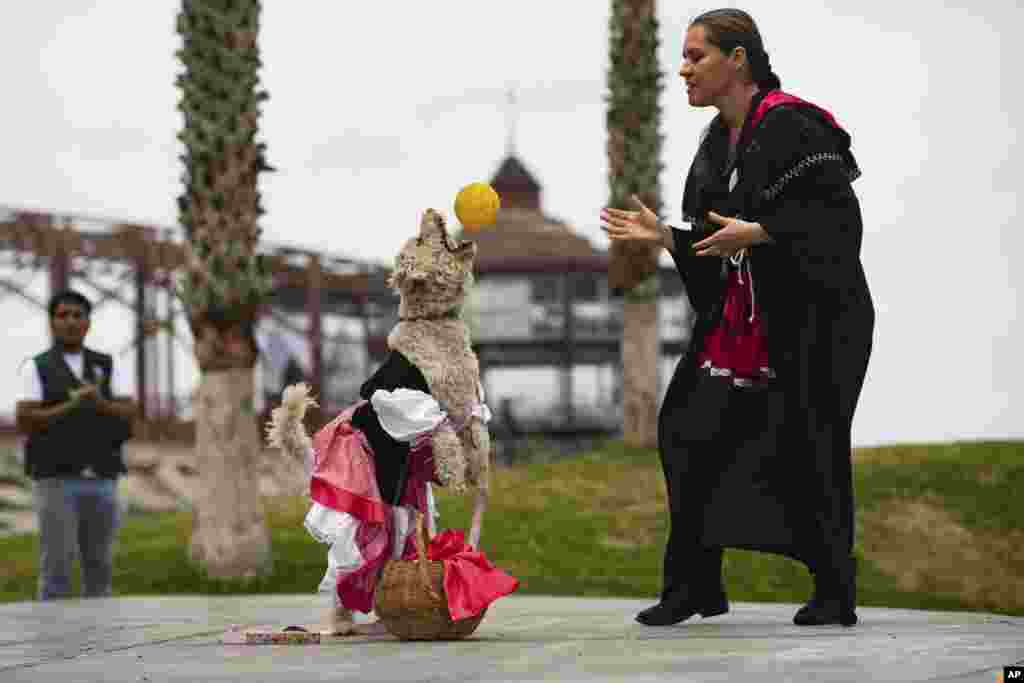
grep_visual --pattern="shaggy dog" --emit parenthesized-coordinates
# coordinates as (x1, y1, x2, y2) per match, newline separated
(267, 208, 490, 635)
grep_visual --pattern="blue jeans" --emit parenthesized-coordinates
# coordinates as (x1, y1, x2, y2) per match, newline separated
(33, 477, 120, 600)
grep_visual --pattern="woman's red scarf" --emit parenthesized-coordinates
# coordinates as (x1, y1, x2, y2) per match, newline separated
(745, 90, 844, 140)
(692, 91, 850, 386)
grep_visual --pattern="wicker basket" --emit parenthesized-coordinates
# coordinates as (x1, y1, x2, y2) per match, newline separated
(373, 513, 487, 640)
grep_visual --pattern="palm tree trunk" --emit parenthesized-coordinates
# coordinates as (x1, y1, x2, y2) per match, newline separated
(190, 366, 270, 576)
(607, 0, 663, 448)
(622, 297, 659, 448)
(177, 0, 273, 577)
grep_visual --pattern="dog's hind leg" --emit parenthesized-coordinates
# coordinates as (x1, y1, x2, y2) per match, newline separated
(317, 556, 356, 635)
(325, 604, 356, 636)
(466, 419, 490, 549)
(468, 486, 488, 549)
(426, 484, 438, 537)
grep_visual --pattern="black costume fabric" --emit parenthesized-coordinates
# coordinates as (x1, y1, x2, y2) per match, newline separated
(350, 351, 430, 506)
(660, 89, 875, 598)
(24, 347, 130, 479)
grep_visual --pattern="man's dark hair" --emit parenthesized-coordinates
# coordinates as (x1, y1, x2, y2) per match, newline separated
(48, 289, 93, 319)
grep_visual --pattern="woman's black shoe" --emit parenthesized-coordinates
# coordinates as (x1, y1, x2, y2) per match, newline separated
(793, 571, 823, 623)
(792, 599, 857, 626)
(793, 557, 857, 626)
(635, 593, 729, 626)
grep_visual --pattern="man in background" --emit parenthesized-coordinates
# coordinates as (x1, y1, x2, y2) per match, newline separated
(15, 290, 137, 600)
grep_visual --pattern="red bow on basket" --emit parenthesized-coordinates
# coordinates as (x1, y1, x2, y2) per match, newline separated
(402, 520, 520, 621)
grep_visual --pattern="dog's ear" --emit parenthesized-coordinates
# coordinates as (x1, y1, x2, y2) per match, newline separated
(419, 209, 445, 239)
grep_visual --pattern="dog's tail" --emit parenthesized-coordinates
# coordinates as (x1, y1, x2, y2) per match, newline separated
(265, 382, 318, 471)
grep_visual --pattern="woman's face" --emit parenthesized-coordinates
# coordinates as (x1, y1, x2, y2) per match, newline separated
(679, 24, 739, 108)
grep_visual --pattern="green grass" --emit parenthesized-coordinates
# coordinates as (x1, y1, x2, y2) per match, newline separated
(0, 440, 1021, 617)
(0, 445, 28, 488)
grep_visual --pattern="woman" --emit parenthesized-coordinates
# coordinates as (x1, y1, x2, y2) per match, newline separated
(601, 8, 874, 627)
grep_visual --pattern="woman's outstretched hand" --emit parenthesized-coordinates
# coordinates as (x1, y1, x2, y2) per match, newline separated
(692, 211, 773, 257)
(600, 195, 671, 249)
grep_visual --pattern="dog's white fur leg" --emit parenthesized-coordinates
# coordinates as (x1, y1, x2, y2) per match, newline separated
(316, 551, 357, 635)
(391, 507, 411, 559)
(426, 484, 438, 537)
(468, 486, 488, 549)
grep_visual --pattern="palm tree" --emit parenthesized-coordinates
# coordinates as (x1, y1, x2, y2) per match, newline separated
(176, 0, 274, 577)
(607, 0, 663, 448)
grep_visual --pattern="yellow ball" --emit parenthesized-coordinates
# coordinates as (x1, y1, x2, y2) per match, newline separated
(454, 182, 501, 231)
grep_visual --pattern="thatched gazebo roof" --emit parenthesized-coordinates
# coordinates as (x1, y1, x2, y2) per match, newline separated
(469, 156, 608, 274)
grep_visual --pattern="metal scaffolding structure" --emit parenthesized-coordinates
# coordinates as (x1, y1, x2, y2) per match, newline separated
(0, 206, 396, 441)
(0, 201, 693, 445)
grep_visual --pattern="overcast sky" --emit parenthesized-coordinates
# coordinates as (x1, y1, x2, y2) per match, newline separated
(0, 1, 1020, 447)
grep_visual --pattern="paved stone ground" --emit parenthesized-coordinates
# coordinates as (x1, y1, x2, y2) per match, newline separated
(0, 594, 1020, 682)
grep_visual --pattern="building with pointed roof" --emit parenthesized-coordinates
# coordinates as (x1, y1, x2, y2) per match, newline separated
(470, 154, 608, 273)
(489, 156, 542, 210)
(467, 153, 690, 439)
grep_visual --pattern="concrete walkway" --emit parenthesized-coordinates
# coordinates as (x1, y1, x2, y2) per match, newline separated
(0, 595, 1020, 682)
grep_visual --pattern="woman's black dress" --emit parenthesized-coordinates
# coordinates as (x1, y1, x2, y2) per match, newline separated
(658, 89, 875, 600)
